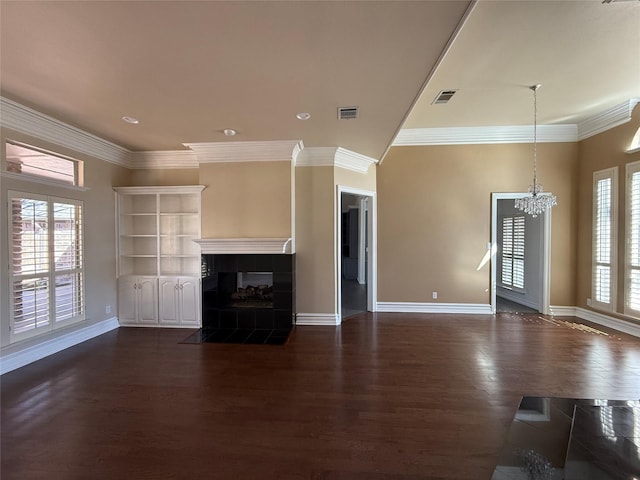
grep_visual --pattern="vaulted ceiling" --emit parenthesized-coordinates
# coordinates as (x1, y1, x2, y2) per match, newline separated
(1, 1, 638, 161)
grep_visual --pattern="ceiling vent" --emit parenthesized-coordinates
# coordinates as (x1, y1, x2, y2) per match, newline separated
(433, 90, 457, 104)
(338, 106, 359, 120)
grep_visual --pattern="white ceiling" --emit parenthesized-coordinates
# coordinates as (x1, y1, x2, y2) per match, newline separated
(403, 0, 640, 129)
(1, 1, 639, 161)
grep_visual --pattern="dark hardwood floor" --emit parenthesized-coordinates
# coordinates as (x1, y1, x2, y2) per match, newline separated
(2, 312, 639, 479)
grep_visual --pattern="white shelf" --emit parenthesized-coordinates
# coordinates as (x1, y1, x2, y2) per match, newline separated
(116, 186, 203, 278)
(159, 212, 198, 216)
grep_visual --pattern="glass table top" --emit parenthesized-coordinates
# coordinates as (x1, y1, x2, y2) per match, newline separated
(492, 397, 640, 480)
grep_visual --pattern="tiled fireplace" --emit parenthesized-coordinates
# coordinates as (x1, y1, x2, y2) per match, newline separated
(201, 253, 295, 333)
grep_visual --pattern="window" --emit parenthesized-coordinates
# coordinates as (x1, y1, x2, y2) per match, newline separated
(8, 191, 84, 342)
(592, 168, 618, 311)
(501, 215, 525, 290)
(4, 141, 83, 187)
(628, 127, 640, 154)
(626, 161, 640, 315)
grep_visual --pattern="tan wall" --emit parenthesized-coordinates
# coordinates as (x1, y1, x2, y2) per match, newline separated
(129, 168, 199, 186)
(199, 161, 292, 238)
(378, 143, 578, 305)
(334, 164, 377, 192)
(295, 166, 336, 313)
(576, 106, 640, 314)
(0, 127, 130, 351)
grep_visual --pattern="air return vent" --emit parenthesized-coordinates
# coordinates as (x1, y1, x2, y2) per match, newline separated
(338, 106, 359, 120)
(433, 90, 457, 104)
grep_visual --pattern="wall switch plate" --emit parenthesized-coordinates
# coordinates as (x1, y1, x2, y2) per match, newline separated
(106, 305, 112, 314)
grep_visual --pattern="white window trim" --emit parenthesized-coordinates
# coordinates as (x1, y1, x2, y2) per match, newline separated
(8, 190, 86, 343)
(625, 160, 640, 317)
(0, 171, 90, 192)
(592, 167, 618, 312)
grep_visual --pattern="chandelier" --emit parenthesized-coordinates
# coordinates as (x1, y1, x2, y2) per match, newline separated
(514, 84, 557, 217)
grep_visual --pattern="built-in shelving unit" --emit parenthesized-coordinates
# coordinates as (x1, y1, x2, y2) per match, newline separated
(114, 186, 205, 327)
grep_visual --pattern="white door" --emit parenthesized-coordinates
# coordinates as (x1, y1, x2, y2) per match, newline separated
(118, 277, 137, 323)
(179, 277, 200, 325)
(137, 277, 158, 324)
(158, 277, 179, 325)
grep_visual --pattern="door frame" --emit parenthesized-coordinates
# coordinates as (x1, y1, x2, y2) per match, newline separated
(336, 185, 377, 322)
(491, 192, 552, 314)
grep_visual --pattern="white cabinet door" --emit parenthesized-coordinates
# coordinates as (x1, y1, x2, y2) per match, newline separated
(159, 277, 179, 325)
(118, 277, 138, 323)
(137, 277, 158, 324)
(178, 277, 200, 325)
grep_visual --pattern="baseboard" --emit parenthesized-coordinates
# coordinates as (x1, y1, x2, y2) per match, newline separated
(376, 302, 493, 314)
(550, 305, 640, 338)
(0, 317, 119, 375)
(295, 313, 340, 326)
(575, 307, 640, 338)
(119, 323, 201, 329)
(549, 305, 577, 317)
(497, 290, 540, 311)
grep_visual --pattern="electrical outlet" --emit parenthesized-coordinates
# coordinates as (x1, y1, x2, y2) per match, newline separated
(586, 298, 592, 307)
(432, 291, 438, 300)
(105, 305, 112, 314)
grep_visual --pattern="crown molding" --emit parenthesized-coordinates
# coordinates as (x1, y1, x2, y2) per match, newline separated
(195, 238, 293, 254)
(183, 140, 303, 164)
(129, 150, 198, 169)
(334, 147, 378, 173)
(296, 147, 338, 167)
(578, 99, 640, 141)
(296, 146, 378, 173)
(114, 185, 205, 195)
(392, 124, 578, 146)
(0, 97, 130, 167)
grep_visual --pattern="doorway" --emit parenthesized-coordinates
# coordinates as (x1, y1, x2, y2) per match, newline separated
(491, 193, 551, 315)
(337, 186, 376, 322)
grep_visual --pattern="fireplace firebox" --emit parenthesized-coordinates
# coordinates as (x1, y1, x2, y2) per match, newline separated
(201, 254, 295, 331)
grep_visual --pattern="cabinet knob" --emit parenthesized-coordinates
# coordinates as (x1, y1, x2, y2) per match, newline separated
(175, 284, 179, 290)
(134, 283, 137, 290)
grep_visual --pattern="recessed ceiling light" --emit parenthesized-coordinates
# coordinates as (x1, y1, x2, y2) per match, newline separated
(122, 116, 139, 124)
(296, 112, 311, 121)
(223, 129, 237, 136)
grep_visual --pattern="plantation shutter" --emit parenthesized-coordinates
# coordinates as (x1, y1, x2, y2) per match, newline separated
(502, 217, 513, 286)
(594, 177, 612, 305)
(52, 201, 84, 322)
(501, 215, 525, 290)
(628, 167, 640, 313)
(10, 195, 51, 335)
(8, 192, 84, 341)
(512, 216, 525, 289)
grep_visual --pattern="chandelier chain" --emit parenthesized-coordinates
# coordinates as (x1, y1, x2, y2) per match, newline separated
(532, 85, 538, 192)
(514, 84, 557, 217)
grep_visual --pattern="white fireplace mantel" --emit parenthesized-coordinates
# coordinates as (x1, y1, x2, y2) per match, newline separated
(195, 238, 293, 254)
